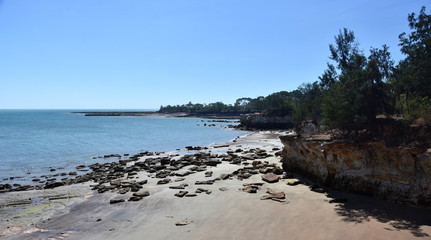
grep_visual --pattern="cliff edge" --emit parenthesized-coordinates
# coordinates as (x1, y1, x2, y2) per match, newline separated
(280, 119, 431, 207)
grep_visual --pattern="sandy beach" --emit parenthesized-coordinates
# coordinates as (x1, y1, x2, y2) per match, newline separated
(1, 131, 431, 240)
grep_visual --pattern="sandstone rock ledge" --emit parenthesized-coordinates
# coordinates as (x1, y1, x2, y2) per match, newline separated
(280, 135, 431, 206)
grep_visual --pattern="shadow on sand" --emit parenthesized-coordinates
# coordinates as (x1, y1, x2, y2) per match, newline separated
(330, 191, 431, 238)
(285, 172, 431, 238)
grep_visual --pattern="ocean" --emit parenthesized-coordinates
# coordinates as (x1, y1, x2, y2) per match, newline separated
(0, 110, 245, 185)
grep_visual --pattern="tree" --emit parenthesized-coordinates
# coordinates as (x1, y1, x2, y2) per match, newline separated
(394, 6, 431, 120)
(364, 45, 395, 120)
(321, 29, 368, 131)
(320, 28, 395, 132)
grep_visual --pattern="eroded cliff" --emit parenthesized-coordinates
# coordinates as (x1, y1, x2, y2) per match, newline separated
(280, 135, 431, 206)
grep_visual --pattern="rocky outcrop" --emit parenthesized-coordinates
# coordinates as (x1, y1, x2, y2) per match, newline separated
(280, 135, 431, 206)
(240, 113, 293, 129)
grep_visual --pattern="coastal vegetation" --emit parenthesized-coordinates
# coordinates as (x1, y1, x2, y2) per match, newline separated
(159, 6, 431, 132)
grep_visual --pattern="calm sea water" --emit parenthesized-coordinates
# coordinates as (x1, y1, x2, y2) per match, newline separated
(0, 110, 244, 184)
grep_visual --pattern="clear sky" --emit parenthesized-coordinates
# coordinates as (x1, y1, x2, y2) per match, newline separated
(0, 0, 429, 109)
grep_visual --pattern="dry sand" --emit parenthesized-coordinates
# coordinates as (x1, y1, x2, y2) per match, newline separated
(1, 131, 431, 240)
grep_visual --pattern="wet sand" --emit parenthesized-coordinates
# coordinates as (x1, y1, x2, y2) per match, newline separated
(1, 131, 431, 240)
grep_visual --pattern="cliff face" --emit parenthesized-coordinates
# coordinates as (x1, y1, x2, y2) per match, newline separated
(280, 135, 431, 206)
(239, 114, 293, 129)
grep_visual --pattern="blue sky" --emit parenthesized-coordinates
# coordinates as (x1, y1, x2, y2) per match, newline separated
(0, 0, 429, 109)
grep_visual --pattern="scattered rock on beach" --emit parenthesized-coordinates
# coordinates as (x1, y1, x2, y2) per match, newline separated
(169, 184, 188, 189)
(44, 181, 65, 189)
(175, 191, 188, 198)
(261, 189, 286, 202)
(175, 219, 193, 226)
(110, 198, 125, 204)
(195, 180, 214, 185)
(261, 173, 280, 183)
(133, 190, 150, 198)
(286, 179, 302, 186)
(242, 185, 258, 193)
(220, 174, 230, 180)
(128, 196, 143, 201)
(242, 183, 262, 193)
(195, 188, 212, 194)
(157, 178, 171, 185)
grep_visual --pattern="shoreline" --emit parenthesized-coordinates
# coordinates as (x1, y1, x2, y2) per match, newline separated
(2, 131, 431, 239)
(72, 111, 243, 119)
(0, 117, 245, 189)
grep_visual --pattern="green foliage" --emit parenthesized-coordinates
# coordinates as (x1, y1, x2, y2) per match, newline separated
(159, 91, 297, 116)
(397, 94, 431, 122)
(319, 28, 395, 131)
(292, 82, 322, 124)
(394, 6, 431, 119)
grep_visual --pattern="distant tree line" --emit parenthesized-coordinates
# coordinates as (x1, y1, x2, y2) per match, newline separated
(159, 91, 297, 116)
(160, 6, 431, 132)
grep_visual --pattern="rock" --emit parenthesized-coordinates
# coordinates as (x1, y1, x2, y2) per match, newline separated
(206, 160, 222, 166)
(44, 181, 65, 189)
(219, 187, 228, 191)
(310, 185, 326, 193)
(220, 174, 230, 180)
(138, 180, 148, 185)
(195, 166, 207, 172)
(195, 180, 214, 185)
(205, 171, 213, 177)
(195, 188, 212, 194)
(242, 185, 258, 193)
(286, 179, 302, 186)
(118, 188, 128, 194)
(157, 178, 171, 185)
(120, 180, 133, 187)
(133, 190, 150, 198)
(185, 146, 202, 151)
(175, 171, 191, 177)
(272, 167, 284, 175)
(128, 196, 143, 201)
(175, 219, 193, 226)
(76, 165, 86, 169)
(260, 188, 286, 202)
(174, 191, 188, 198)
(169, 184, 188, 190)
(261, 173, 280, 183)
(266, 189, 285, 199)
(110, 198, 125, 204)
(156, 171, 170, 178)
